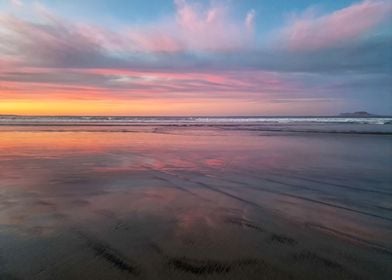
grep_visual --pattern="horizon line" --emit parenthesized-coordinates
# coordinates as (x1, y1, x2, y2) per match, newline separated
(0, 113, 389, 118)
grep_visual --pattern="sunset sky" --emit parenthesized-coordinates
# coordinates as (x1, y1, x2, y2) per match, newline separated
(0, 0, 391, 116)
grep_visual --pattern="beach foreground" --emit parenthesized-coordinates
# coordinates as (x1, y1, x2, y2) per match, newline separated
(0, 124, 391, 279)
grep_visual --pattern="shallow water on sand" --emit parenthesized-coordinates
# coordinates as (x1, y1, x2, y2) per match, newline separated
(0, 126, 391, 279)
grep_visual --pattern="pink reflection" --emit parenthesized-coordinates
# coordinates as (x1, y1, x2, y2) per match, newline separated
(0, 127, 391, 253)
(204, 158, 225, 168)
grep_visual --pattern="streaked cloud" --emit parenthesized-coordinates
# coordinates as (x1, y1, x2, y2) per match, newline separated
(280, 0, 392, 51)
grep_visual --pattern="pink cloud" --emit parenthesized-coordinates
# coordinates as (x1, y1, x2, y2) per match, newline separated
(281, 0, 392, 51)
(0, 13, 104, 67)
(0, 65, 300, 102)
(10, 0, 23, 7)
(0, 0, 256, 61)
(125, 0, 255, 52)
(171, 0, 255, 51)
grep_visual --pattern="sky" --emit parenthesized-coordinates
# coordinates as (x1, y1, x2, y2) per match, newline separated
(0, 0, 391, 116)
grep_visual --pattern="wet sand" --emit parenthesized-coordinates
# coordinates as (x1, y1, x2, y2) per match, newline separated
(0, 125, 391, 279)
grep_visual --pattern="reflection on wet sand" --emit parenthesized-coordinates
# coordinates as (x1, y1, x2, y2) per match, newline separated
(0, 126, 391, 279)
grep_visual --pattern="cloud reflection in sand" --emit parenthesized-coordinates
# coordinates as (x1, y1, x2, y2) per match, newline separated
(0, 126, 391, 279)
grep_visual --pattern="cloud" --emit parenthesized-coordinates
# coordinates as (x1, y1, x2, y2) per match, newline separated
(2, 7, 389, 75)
(126, 0, 255, 52)
(0, 67, 303, 101)
(280, 0, 392, 51)
(1, 0, 390, 73)
(245, 9, 256, 30)
(176, 0, 255, 49)
(0, 14, 109, 68)
(0, 0, 256, 67)
(0, 0, 391, 115)
(10, 0, 23, 7)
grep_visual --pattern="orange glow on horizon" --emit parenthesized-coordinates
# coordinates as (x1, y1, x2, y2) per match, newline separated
(0, 98, 331, 116)
(0, 99, 257, 116)
(0, 99, 182, 116)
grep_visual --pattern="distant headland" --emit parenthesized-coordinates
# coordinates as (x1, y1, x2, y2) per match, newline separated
(338, 111, 378, 117)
